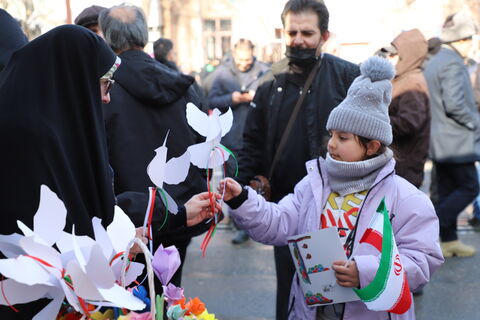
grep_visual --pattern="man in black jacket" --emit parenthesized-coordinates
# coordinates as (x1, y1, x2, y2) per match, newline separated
(99, 4, 209, 290)
(236, 1, 359, 319)
(208, 38, 269, 244)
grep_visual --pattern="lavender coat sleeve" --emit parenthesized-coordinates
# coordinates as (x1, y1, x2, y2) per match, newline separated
(228, 176, 310, 246)
(354, 188, 444, 292)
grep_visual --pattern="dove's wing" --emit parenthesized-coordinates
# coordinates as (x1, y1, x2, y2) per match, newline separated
(20, 236, 63, 278)
(33, 185, 67, 246)
(219, 107, 233, 137)
(106, 206, 136, 254)
(92, 217, 114, 260)
(56, 231, 95, 255)
(187, 135, 229, 169)
(32, 288, 66, 320)
(0, 233, 24, 258)
(0, 279, 50, 305)
(186, 102, 210, 137)
(164, 150, 191, 185)
(0, 255, 51, 286)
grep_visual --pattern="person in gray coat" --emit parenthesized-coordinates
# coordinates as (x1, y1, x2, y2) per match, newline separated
(424, 10, 480, 257)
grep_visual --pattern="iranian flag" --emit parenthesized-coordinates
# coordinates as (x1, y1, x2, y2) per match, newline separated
(353, 198, 412, 314)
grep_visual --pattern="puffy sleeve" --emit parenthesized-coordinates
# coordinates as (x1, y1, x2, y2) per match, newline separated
(228, 176, 311, 246)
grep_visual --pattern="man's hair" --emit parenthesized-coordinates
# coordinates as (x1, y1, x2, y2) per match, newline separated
(281, 0, 329, 34)
(99, 4, 148, 52)
(153, 38, 173, 62)
(234, 38, 254, 51)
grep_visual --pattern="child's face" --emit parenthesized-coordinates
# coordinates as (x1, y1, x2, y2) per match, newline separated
(327, 130, 368, 162)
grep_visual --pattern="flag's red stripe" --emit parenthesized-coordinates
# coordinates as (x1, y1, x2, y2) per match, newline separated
(359, 228, 383, 252)
(388, 273, 412, 314)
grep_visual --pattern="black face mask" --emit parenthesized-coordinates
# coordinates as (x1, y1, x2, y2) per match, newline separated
(285, 46, 318, 68)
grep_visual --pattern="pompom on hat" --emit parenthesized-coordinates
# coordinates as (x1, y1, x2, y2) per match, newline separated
(326, 56, 395, 145)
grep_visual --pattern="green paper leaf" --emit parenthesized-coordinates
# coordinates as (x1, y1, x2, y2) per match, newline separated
(156, 293, 165, 320)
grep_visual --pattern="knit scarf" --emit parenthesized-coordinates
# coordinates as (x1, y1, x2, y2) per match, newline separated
(325, 148, 393, 196)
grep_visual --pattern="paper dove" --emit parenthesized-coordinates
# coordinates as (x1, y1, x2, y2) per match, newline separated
(0, 185, 145, 319)
(186, 102, 233, 141)
(147, 132, 191, 214)
(185, 103, 234, 169)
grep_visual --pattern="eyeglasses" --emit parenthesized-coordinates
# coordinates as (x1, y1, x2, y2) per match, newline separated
(102, 78, 115, 95)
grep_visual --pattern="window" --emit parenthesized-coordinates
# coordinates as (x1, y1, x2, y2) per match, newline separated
(203, 18, 232, 61)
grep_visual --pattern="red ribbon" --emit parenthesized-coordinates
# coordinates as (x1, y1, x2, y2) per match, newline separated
(146, 187, 158, 240)
(1, 275, 19, 312)
(201, 147, 227, 256)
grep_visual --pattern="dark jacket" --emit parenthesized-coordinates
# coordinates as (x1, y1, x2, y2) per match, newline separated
(208, 58, 269, 152)
(389, 29, 430, 188)
(237, 54, 359, 201)
(104, 49, 209, 241)
(424, 46, 480, 163)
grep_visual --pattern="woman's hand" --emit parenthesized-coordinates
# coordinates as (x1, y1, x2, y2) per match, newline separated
(185, 192, 222, 226)
(332, 260, 360, 288)
(129, 227, 148, 256)
(218, 178, 242, 201)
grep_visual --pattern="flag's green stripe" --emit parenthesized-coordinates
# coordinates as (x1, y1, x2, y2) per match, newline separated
(354, 198, 393, 302)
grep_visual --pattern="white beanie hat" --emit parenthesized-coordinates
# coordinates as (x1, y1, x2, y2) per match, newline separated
(326, 56, 395, 145)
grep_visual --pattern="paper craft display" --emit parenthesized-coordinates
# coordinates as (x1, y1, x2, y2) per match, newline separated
(185, 102, 233, 169)
(287, 228, 360, 307)
(0, 185, 145, 319)
(147, 132, 191, 214)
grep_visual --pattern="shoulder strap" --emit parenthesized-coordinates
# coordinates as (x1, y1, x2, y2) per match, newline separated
(268, 58, 323, 180)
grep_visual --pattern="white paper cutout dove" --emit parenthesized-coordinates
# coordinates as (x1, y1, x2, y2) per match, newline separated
(186, 102, 233, 141)
(0, 185, 146, 319)
(186, 103, 234, 169)
(146, 132, 191, 214)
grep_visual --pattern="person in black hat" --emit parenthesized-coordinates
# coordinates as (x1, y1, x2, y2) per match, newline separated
(74, 5, 106, 37)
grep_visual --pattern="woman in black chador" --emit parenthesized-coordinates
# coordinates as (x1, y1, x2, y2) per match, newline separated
(0, 24, 120, 318)
(0, 8, 28, 72)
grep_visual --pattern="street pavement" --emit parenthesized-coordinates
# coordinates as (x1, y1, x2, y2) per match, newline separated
(182, 163, 480, 319)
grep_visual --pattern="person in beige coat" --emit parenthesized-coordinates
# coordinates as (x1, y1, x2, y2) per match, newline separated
(380, 29, 430, 189)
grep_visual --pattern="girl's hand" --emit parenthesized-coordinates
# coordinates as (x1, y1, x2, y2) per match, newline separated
(185, 192, 222, 226)
(332, 260, 360, 288)
(218, 178, 242, 201)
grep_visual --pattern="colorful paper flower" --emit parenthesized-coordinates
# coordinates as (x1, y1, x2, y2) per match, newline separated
(152, 244, 181, 285)
(126, 311, 153, 320)
(185, 297, 206, 316)
(198, 309, 217, 320)
(167, 304, 187, 320)
(163, 283, 184, 305)
(89, 309, 115, 320)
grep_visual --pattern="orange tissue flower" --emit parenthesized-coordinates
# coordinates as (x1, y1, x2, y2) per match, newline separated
(185, 297, 206, 316)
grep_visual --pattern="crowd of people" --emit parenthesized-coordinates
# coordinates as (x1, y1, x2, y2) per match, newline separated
(1, 0, 480, 319)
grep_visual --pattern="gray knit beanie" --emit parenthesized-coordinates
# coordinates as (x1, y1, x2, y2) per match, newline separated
(326, 56, 395, 145)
